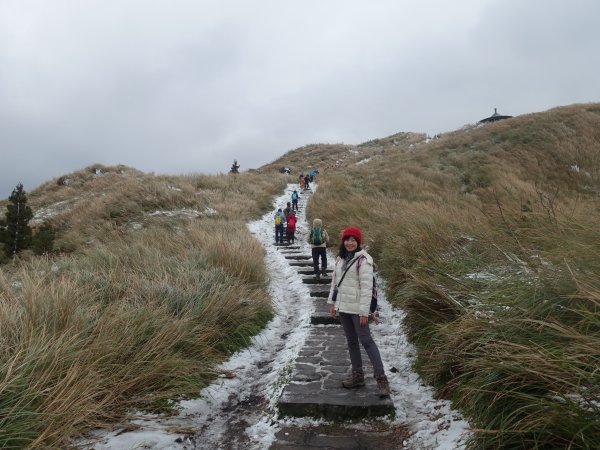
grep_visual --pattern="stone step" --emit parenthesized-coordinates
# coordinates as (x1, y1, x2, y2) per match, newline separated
(309, 286, 330, 298)
(302, 276, 332, 285)
(284, 255, 312, 261)
(311, 299, 338, 325)
(279, 250, 303, 255)
(310, 301, 376, 325)
(278, 246, 300, 251)
(272, 423, 409, 450)
(288, 261, 314, 267)
(297, 268, 332, 276)
(278, 326, 394, 420)
(274, 242, 295, 247)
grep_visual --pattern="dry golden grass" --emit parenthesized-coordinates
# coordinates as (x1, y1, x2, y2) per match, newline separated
(0, 166, 287, 448)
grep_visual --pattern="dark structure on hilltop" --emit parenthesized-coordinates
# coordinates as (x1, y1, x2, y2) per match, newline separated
(479, 108, 512, 123)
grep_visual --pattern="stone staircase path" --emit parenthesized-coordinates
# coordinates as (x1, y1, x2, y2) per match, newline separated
(274, 243, 395, 421)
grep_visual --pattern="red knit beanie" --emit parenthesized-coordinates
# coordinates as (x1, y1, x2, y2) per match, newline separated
(341, 227, 362, 247)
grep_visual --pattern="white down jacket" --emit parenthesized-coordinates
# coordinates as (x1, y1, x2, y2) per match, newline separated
(327, 249, 374, 317)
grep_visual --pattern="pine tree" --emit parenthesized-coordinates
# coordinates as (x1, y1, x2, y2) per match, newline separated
(0, 216, 6, 263)
(31, 222, 56, 255)
(3, 183, 33, 258)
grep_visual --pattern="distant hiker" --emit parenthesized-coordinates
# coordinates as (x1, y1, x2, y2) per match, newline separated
(309, 218, 329, 280)
(299, 174, 305, 190)
(284, 202, 292, 218)
(309, 168, 316, 182)
(286, 210, 297, 243)
(304, 174, 311, 190)
(230, 159, 240, 174)
(327, 227, 390, 397)
(274, 208, 286, 244)
(291, 190, 299, 211)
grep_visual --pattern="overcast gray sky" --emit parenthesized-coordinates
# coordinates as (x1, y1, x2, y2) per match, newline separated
(1, 0, 599, 197)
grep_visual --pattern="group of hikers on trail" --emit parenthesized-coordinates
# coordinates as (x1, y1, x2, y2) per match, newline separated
(298, 168, 316, 190)
(272, 172, 390, 398)
(278, 218, 391, 398)
(274, 191, 300, 244)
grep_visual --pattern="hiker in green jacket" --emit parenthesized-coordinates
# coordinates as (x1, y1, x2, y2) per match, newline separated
(308, 218, 329, 280)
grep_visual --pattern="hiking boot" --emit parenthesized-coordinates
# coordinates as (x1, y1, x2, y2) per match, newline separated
(375, 374, 390, 397)
(315, 273, 320, 281)
(342, 371, 365, 389)
(321, 267, 327, 276)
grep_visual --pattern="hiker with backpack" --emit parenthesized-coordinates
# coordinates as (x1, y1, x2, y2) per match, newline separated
(291, 190, 299, 211)
(286, 210, 297, 243)
(274, 208, 286, 244)
(284, 202, 292, 218)
(308, 218, 329, 280)
(326, 226, 390, 398)
(304, 174, 311, 190)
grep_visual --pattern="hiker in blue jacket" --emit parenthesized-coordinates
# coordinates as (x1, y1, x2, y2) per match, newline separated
(291, 190, 299, 211)
(274, 208, 286, 244)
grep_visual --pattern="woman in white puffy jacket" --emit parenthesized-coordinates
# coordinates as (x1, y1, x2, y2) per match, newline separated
(327, 226, 390, 397)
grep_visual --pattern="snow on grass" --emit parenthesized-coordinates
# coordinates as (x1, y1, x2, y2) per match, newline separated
(145, 208, 202, 218)
(30, 199, 75, 225)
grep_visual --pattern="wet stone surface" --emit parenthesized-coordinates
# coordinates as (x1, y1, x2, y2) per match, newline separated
(278, 325, 395, 420)
(271, 423, 410, 450)
(273, 248, 396, 450)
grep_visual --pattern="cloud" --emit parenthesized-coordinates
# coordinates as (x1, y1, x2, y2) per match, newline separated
(1, 0, 599, 196)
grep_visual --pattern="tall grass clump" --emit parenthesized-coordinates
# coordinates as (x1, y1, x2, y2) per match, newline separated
(0, 167, 287, 448)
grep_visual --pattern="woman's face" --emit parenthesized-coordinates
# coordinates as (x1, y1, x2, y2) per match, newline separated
(343, 236, 358, 252)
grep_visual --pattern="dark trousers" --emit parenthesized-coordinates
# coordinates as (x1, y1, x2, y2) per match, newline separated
(292, 199, 298, 210)
(311, 247, 327, 274)
(275, 224, 284, 243)
(339, 312, 385, 377)
(287, 230, 295, 243)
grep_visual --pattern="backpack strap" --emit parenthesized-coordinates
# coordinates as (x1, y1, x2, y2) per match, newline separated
(355, 256, 379, 322)
(355, 255, 366, 288)
(336, 257, 359, 288)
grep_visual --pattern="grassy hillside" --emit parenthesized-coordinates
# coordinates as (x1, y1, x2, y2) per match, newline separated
(0, 166, 287, 448)
(2, 103, 599, 449)
(268, 103, 600, 449)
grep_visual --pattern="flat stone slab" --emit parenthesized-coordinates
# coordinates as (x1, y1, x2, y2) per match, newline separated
(284, 255, 312, 261)
(297, 268, 332, 276)
(288, 261, 314, 267)
(302, 276, 331, 285)
(271, 422, 410, 450)
(278, 326, 394, 420)
(309, 285, 330, 298)
(311, 299, 338, 325)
